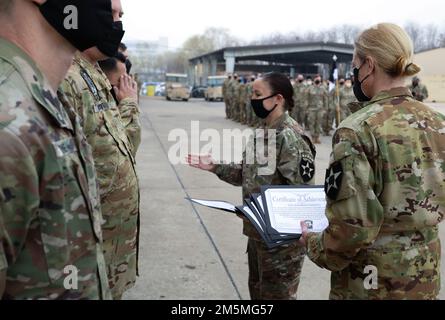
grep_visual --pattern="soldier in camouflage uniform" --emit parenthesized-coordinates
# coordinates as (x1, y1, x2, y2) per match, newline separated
(305, 75, 328, 144)
(301, 23, 445, 300)
(238, 79, 247, 125)
(409, 76, 429, 102)
(59, 48, 141, 300)
(338, 78, 356, 122)
(327, 84, 336, 132)
(227, 74, 237, 120)
(245, 75, 256, 127)
(0, 0, 112, 300)
(188, 72, 316, 300)
(223, 75, 232, 119)
(291, 74, 307, 127)
(232, 76, 241, 122)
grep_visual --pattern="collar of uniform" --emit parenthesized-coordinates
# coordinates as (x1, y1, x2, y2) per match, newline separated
(74, 52, 112, 92)
(266, 111, 289, 130)
(0, 38, 73, 131)
(365, 87, 414, 107)
(74, 51, 96, 71)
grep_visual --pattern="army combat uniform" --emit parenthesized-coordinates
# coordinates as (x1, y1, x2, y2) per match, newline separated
(213, 112, 316, 300)
(0, 39, 111, 300)
(238, 81, 247, 125)
(245, 81, 254, 127)
(59, 53, 141, 300)
(305, 85, 328, 142)
(223, 77, 230, 119)
(338, 86, 356, 123)
(305, 87, 445, 300)
(292, 82, 307, 127)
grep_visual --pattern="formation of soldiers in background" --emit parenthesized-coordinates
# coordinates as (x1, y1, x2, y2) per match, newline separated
(223, 72, 428, 144)
(222, 72, 356, 144)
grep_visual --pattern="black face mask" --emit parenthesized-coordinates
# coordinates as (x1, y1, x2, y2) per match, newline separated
(251, 94, 278, 119)
(353, 65, 371, 102)
(314, 80, 321, 85)
(39, 0, 115, 53)
(97, 21, 126, 58)
(298, 79, 304, 83)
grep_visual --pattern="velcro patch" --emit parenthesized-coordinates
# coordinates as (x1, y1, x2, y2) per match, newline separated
(324, 162, 343, 200)
(300, 157, 315, 183)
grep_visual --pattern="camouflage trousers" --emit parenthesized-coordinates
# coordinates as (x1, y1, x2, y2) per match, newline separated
(228, 100, 235, 120)
(322, 106, 334, 135)
(239, 102, 246, 124)
(245, 102, 253, 126)
(224, 97, 230, 118)
(100, 161, 140, 300)
(292, 105, 307, 129)
(233, 102, 241, 122)
(307, 108, 324, 138)
(247, 238, 306, 300)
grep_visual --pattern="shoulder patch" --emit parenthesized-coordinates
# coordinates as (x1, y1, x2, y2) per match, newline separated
(300, 157, 315, 183)
(324, 162, 343, 200)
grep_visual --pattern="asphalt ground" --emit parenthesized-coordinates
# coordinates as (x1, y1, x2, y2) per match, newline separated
(124, 96, 445, 300)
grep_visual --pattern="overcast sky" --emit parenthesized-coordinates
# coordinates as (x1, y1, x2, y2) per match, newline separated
(122, 0, 445, 49)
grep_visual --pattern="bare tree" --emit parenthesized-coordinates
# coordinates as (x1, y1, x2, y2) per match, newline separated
(203, 27, 241, 49)
(405, 22, 425, 52)
(424, 24, 439, 50)
(338, 24, 361, 44)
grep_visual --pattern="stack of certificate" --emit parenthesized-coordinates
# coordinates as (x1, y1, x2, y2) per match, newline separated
(187, 186, 329, 249)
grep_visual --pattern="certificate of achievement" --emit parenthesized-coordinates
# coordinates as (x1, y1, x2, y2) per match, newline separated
(261, 186, 328, 235)
(186, 198, 238, 213)
(185, 185, 329, 249)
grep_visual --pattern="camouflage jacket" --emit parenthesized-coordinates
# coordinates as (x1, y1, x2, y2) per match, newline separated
(0, 39, 110, 300)
(306, 87, 445, 299)
(238, 83, 247, 105)
(222, 79, 230, 98)
(293, 82, 306, 107)
(59, 54, 141, 297)
(59, 53, 139, 198)
(245, 82, 253, 104)
(214, 112, 316, 239)
(305, 85, 328, 110)
(228, 80, 239, 99)
(339, 86, 356, 110)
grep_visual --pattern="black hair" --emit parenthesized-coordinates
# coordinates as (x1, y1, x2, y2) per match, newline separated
(262, 72, 295, 112)
(98, 52, 127, 73)
(119, 43, 127, 51)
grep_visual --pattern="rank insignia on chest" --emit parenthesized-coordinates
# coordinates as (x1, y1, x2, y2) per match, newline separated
(94, 102, 110, 113)
(325, 162, 343, 200)
(300, 157, 315, 183)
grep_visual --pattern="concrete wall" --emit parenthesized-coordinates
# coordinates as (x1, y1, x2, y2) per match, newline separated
(414, 48, 445, 102)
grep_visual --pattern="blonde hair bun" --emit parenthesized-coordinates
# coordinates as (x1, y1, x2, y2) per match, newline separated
(355, 23, 421, 78)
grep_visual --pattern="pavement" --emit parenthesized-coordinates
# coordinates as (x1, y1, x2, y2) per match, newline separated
(124, 96, 445, 300)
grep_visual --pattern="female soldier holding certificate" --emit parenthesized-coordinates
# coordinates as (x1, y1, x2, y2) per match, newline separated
(300, 23, 445, 300)
(187, 72, 316, 300)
